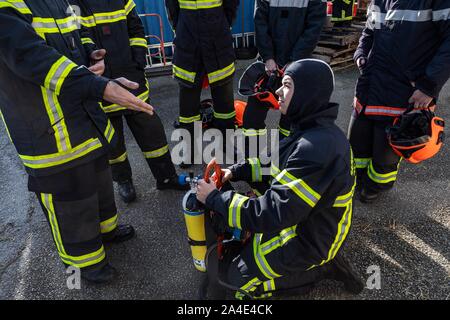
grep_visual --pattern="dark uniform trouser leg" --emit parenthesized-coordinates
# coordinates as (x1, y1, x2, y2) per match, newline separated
(124, 110, 176, 182)
(179, 84, 203, 164)
(108, 115, 132, 183)
(349, 112, 401, 193)
(36, 158, 118, 271)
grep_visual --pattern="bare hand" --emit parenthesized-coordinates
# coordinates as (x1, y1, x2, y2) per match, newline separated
(357, 57, 367, 69)
(408, 89, 433, 109)
(211, 169, 233, 184)
(88, 49, 106, 76)
(196, 179, 217, 204)
(103, 78, 154, 115)
(265, 59, 277, 75)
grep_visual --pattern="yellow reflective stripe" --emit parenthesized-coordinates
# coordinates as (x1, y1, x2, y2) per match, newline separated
(248, 158, 262, 182)
(44, 56, 77, 95)
(41, 193, 67, 256)
(109, 152, 127, 165)
(100, 214, 118, 234)
(41, 87, 72, 152)
(79, 15, 96, 27)
(124, 0, 136, 15)
(274, 169, 321, 208)
(103, 119, 115, 143)
(367, 161, 398, 184)
(253, 234, 281, 279)
(179, 114, 201, 124)
(32, 16, 79, 35)
(93, 9, 127, 24)
(270, 164, 281, 177)
(101, 89, 149, 113)
(173, 64, 196, 83)
(228, 193, 249, 230)
(243, 128, 267, 137)
(60, 246, 106, 268)
(257, 279, 275, 298)
(20, 138, 102, 169)
(0, 0, 31, 15)
(179, 0, 223, 10)
(208, 62, 235, 84)
(81, 37, 95, 45)
(213, 110, 236, 120)
(129, 37, 147, 48)
(235, 277, 261, 300)
(143, 145, 169, 159)
(278, 126, 291, 137)
(355, 157, 371, 169)
(260, 225, 298, 256)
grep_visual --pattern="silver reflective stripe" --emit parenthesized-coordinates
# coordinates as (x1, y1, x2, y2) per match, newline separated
(32, 20, 57, 29)
(80, 16, 96, 26)
(365, 107, 404, 116)
(261, 227, 297, 254)
(269, 0, 309, 8)
(180, 0, 223, 9)
(329, 202, 352, 259)
(208, 63, 235, 83)
(385, 9, 432, 22)
(369, 11, 386, 24)
(48, 59, 73, 92)
(62, 248, 105, 265)
(249, 158, 262, 182)
(104, 121, 114, 142)
(21, 139, 101, 166)
(433, 8, 450, 21)
(43, 194, 65, 254)
(254, 234, 280, 279)
(276, 170, 320, 207)
(173, 65, 196, 82)
(45, 90, 70, 152)
(94, 11, 126, 23)
(334, 192, 353, 206)
(265, 279, 275, 292)
(58, 17, 78, 30)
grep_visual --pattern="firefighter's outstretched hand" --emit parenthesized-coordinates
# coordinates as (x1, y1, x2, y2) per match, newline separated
(89, 49, 106, 76)
(409, 89, 433, 109)
(196, 179, 217, 204)
(103, 78, 154, 115)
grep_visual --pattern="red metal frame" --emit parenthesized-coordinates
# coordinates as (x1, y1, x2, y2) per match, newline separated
(138, 13, 167, 65)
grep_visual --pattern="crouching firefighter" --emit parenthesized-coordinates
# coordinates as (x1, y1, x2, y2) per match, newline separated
(165, 0, 239, 166)
(73, 0, 189, 203)
(0, 0, 154, 283)
(349, 0, 450, 203)
(196, 60, 364, 299)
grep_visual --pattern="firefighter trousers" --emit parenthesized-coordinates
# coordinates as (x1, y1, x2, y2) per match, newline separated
(348, 111, 401, 193)
(178, 80, 235, 164)
(33, 156, 118, 271)
(331, 0, 355, 23)
(108, 110, 176, 183)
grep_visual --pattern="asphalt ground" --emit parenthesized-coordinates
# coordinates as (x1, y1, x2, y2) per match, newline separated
(0, 61, 449, 300)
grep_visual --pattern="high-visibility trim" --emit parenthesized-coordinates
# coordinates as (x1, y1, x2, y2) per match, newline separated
(270, 164, 281, 177)
(367, 161, 398, 184)
(235, 277, 261, 300)
(179, 114, 201, 124)
(273, 169, 321, 208)
(260, 225, 298, 256)
(92, 9, 127, 24)
(253, 234, 282, 279)
(42, 87, 72, 152)
(81, 37, 95, 45)
(41, 193, 106, 268)
(258, 279, 276, 298)
(124, 0, 136, 15)
(269, 0, 309, 8)
(79, 15, 96, 27)
(333, 183, 356, 207)
(129, 37, 148, 48)
(364, 106, 406, 117)
(252, 188, 263, 197)
(179, 0, 223, 10)
(101, 88, 149, 113)
(109, 152, 127, 165)
(32, 16, 79, 36)
(368, 8, 450, 24)
(242, 128, 267, 137)
(0, 0, 31, 15)
(143, 145, 169, 159)
(355, 157, 371, 169)
(103, 119, 115, 143)
(173, 64, 196, 83)
(278, 126, 291, 137)
(19, 138, 102, 169)
(248, 158, 262, 182)
(45, 56, 77, 95)
(208, 62, 235, 84)
(213, 110, 236, 120)
(100, 214, 118, 234)
(433, 8, 450, 21)
(228, 193, 249, 230)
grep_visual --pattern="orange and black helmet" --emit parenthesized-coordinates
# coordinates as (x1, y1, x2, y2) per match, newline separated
(238, 61, 283, 110)
(388, 109, 445, 164)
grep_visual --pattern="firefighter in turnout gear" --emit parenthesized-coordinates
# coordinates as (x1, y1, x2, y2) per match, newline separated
(349, 0, 450, 203)
(241, 0, 327, 158)
(197, 60, 364, 299)
(165, 0, 239, 166)
(0, 0, 154, 283)
(73, 0, 188, 203)
(331, 0, 355, 27)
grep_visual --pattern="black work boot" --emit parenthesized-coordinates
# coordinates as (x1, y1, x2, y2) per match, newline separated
(103, 224, 136, 244)
(358, 187, 380, 204)
(156, 175, 190, 191)
(117, 180, 136, 203)
(81, 263, 117, 284)
(326, 252, 364, 294)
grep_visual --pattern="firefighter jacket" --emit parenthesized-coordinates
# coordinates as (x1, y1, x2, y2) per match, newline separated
(254, 0, 327, 67)
(73, 0, 149, 114)
(0, 0, 116, 177)
(165, 0, 239, 88)
(205, 60, 356, 280)
(354, 0, 450, 119)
